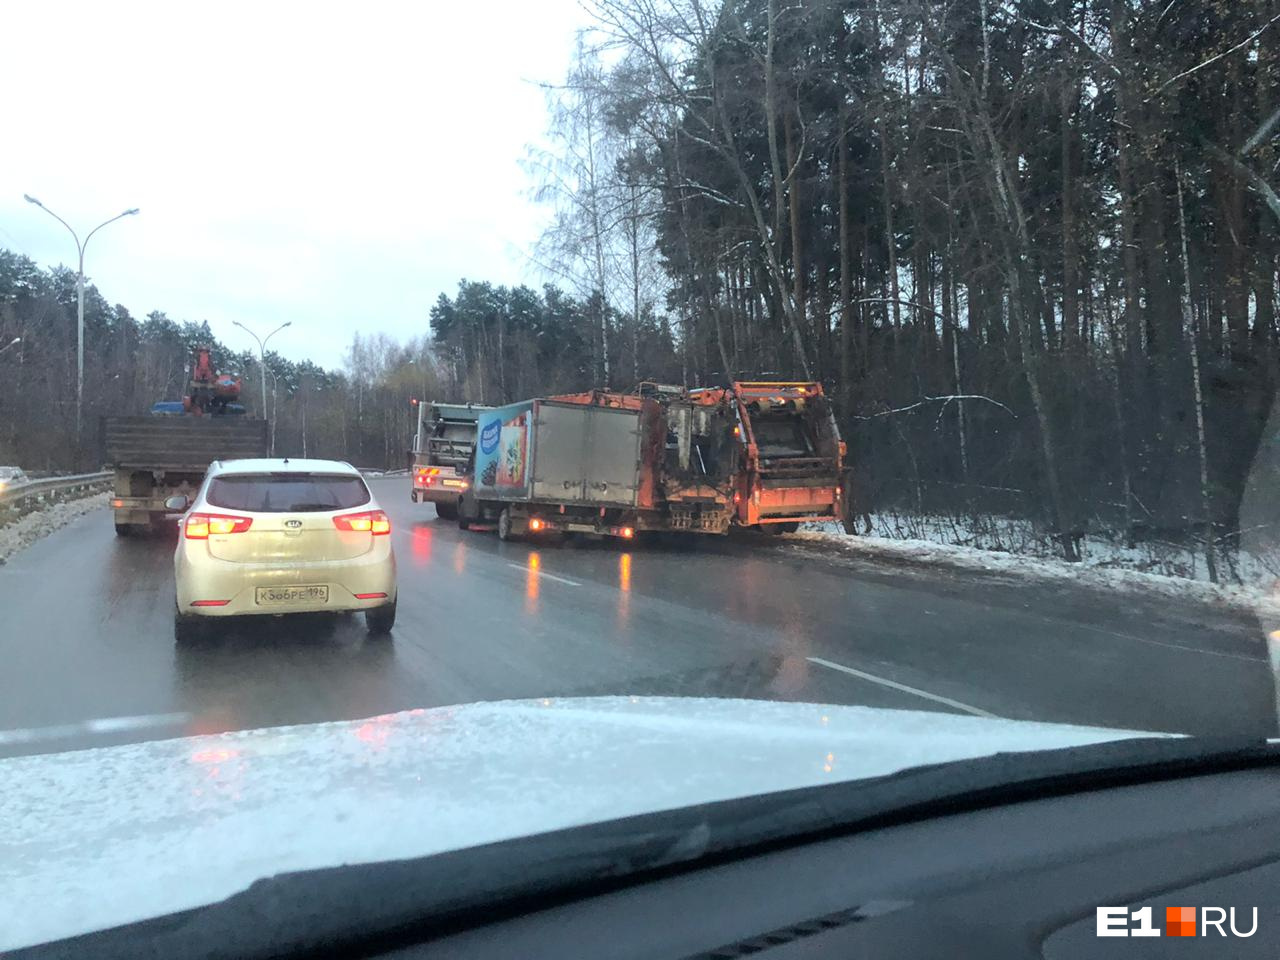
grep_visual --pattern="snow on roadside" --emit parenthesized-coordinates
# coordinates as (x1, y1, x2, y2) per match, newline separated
(791, 522, 1280, 618)
(0, 493, 109, 565)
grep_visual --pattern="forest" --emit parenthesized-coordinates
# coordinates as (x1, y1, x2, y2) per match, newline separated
(4, 0, 1279, 579)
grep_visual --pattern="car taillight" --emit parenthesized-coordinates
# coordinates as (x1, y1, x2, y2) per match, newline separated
(185, 513, 252, 539)
(333, 510, 391, 535)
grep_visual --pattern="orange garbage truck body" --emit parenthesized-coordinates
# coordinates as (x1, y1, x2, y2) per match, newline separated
(712, 381, 845, 529)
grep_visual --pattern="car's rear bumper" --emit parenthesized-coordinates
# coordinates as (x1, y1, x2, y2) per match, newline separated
(175, 546, 396, 617)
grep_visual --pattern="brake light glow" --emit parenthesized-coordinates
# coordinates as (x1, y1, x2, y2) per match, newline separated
(110, 498, 124, 508)
(530, 518, 544, 532)
(620, 526, 635, 539)
(333, 510, 391, 535)
(185, 514, 252, 539)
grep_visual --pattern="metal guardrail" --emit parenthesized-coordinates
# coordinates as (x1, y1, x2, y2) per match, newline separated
(0, 472, 112, 510)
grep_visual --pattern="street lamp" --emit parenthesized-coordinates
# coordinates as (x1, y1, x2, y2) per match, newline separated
(232, 320, 292, 444)
(23, 195, 138, 450)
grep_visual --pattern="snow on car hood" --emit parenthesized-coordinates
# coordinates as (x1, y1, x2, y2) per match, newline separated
(0, 696, 1152, 950)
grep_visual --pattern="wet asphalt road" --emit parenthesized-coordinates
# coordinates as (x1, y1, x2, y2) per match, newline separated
(0, 478, 1275, 758)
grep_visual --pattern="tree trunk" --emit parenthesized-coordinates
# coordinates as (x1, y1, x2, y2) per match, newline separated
(785, 110, 807, 374)
(838, 108, 853, 409)
(1176, 167, 1218, 583)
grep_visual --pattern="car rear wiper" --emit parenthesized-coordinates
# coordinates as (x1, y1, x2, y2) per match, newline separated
(24, 737, 1279, 960)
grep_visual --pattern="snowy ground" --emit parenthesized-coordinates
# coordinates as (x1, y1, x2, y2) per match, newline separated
(0, 493, 108, 565)
(797, 513, 1280, 616)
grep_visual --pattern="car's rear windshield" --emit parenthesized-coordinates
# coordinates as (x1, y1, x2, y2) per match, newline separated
(205, 474, 371, 512)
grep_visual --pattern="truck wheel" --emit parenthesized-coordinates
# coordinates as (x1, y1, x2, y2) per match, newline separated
(366, 599, 397, 636)
(497, 507, 517, 542)
(435, 500, 457, 521)
(115, 521, 133, 537)
(411, 490, 418, 503)
(778, 521, 800, 534)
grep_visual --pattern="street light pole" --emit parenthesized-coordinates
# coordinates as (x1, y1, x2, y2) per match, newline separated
(232, 320, 292, 448)
(23, 196, 138, 453)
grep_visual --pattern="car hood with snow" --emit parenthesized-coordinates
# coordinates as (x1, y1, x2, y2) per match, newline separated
(0, 696, 1152, 951)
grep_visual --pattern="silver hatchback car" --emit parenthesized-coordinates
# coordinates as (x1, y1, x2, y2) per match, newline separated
(171, 459, 397, 641)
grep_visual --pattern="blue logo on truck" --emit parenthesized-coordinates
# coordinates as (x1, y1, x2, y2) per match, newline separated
(479, 419, 500, 455)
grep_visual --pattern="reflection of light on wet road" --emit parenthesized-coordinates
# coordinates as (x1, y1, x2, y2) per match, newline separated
(773, 654, 811, 694)
(453, 542, 467, 575)
(824, 751, 835, 774)
(411, 525, 433, 562)
(526, 552, 541, 612)
(617, 552, 632, 628)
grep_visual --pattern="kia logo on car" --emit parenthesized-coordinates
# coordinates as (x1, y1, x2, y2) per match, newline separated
(285, 519, 303, 528)
(480, 419, 500, 455)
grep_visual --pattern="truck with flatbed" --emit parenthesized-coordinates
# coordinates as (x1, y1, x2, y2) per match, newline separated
(409, 401, 490, 520)
(101, 346, 269, 536)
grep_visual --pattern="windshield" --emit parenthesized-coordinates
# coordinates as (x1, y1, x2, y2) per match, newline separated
(205, 474, 371, 512)
(2, 0, 1279, 953)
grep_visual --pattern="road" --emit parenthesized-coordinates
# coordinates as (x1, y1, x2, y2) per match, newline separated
(1, 478, 1275, 759)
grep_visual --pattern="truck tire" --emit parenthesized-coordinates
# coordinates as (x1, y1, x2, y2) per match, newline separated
(366, 599, 397, 636)
(435, 500, 457, 521)
(114, 521, 133, 537)
(497, 507, 517, 542)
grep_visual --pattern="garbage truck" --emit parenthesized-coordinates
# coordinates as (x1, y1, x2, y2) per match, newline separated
(409, 401, 491, 520)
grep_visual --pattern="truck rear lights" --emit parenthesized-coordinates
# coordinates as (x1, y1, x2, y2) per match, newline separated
(529, 518, 544, 531)
(185, 514, 253, 539)
(333, 510, 391, 535)
(620, 526, 635, 539)
(110, 498, 125, 508)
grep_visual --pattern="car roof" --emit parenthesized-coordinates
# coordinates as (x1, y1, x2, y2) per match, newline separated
(209, 458, 361, 477)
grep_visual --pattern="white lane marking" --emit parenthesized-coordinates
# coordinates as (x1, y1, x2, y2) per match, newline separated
(0, 712, 191, 746)
(806, 657, 995, 718)
(507, 562, 582, 586)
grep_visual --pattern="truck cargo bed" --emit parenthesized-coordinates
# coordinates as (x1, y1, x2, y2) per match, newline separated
(102, 416, 269, 470)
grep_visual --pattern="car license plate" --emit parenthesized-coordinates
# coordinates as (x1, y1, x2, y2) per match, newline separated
(255, 584, 328, 606)
(443, 479, 463, 487)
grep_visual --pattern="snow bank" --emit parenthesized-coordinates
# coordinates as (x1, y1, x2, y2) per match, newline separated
(793, 520, 1280, 616)
(0, 493, 109, 565)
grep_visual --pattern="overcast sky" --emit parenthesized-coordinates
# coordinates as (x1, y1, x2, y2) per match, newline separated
(0, 0, 590, 368)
